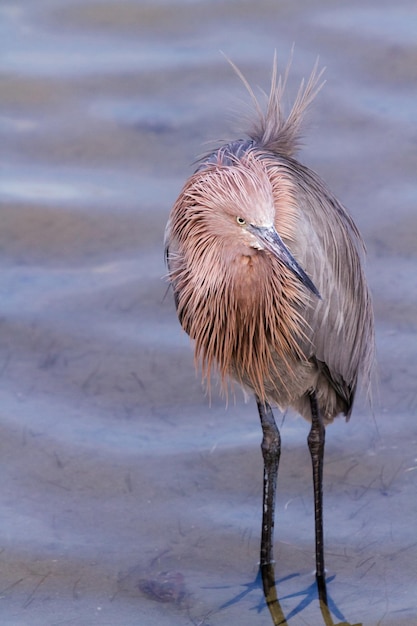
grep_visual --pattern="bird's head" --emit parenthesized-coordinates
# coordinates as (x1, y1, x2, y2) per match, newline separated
(188, 154, 320, 298)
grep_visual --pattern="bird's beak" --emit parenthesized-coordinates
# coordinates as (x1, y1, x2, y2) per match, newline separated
(247, 224, 321, 298)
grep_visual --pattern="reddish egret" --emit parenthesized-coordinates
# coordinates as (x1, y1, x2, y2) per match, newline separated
(165, 57, 374, 605)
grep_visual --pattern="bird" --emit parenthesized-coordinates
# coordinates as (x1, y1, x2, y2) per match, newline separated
(164, 55, 374, 604)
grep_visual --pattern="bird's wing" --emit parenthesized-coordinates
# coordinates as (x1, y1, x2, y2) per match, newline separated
(289, 162, 374, 416)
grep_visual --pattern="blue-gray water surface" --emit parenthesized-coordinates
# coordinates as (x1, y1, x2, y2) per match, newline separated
(1, 1, 417, 625)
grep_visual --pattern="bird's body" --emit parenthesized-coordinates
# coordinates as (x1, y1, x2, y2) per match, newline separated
(166, 100, 373, 423)
(165, 57, 374, 609)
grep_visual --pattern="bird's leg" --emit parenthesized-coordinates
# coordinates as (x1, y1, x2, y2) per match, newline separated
(256, 397, 281, 567)
(307, 390, 327, 604)
(256, 397, 286, 625)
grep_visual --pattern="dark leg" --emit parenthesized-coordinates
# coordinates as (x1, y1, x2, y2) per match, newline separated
(257, 397, 287, 625)
(256, 397, 281, 567)
(307, 390, 327, 604)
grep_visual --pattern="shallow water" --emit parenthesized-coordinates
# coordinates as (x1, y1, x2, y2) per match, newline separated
(1, 1, 417, 624)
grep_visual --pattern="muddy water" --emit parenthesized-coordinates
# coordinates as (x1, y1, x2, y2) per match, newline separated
(1, 1, 417, 625)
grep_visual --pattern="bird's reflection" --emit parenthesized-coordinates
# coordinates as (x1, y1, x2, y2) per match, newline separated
(217, 568, 298, 616)
(216, 565, 362, 626)
(261, 564, 362, 626)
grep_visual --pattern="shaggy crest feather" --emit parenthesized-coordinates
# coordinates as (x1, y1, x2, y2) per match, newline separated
(227, 51, 326, 158)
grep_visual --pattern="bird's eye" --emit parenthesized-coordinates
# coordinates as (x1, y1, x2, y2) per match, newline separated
(236, 217, 246, 225)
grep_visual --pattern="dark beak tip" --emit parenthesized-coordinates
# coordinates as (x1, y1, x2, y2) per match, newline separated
(304, 276, 321, 299)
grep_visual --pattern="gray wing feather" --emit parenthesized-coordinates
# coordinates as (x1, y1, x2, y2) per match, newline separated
(290, 162, 374, 414)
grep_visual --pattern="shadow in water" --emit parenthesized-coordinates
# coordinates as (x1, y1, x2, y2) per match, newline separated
(214, 566, 362, 625)
(260, 563, 363, 626)
(217, 570, 299, 616)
